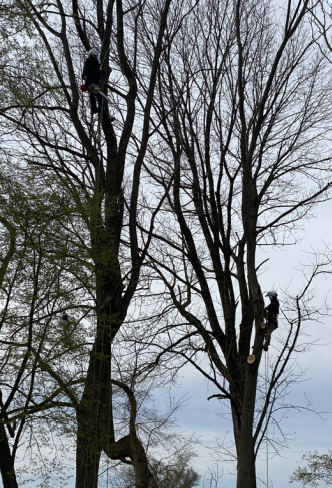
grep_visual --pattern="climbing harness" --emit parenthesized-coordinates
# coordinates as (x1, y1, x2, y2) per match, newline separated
(81, 46, 115, 141)
(264, 315, 269, 352)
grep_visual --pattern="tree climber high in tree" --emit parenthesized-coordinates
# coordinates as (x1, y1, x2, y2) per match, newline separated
(82, 47, 115, 123)
(263, 291, 280, 351)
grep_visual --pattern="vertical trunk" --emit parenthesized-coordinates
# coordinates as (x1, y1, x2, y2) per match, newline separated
(75, 364, 113, 488)
(236, 438, 256, 488)
(76, 389, 102, 488)
(75, 443, 100, 488)
(232, 359, 259, 488)
(75, 162, 122, 486)
(237, 382, 257, 488)
(0, 422, 18, 488)
(233, 398, 257, 488)
(75, 310, 113, 488)
(75, 364, 103, 488)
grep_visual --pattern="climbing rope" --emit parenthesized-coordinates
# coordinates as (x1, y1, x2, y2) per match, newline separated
(96, 46, 113, 487)
(97, 47, 110, 140)
(252, 294, 270, 487)
(107, 302, 112, 488)
(265, 346, 269, 488)
(83, 100, 113, 485)
(83, 310, 98, 488)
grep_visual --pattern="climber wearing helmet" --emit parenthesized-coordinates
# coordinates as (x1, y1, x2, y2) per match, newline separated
(263, 291, 279, 351)
(82, 48, 113, 122)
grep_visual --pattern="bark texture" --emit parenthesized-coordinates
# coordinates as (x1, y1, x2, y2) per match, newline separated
(0, 423, 18, 488)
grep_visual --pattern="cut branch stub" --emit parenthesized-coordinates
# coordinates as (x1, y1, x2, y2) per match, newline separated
(247, 354, 256, 364)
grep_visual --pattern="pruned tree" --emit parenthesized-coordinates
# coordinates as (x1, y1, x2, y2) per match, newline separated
(125, 0, 332, 487)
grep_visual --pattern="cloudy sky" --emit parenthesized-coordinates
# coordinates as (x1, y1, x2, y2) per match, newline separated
(154, 198, 332, 488)
(8, 205, 331, 488)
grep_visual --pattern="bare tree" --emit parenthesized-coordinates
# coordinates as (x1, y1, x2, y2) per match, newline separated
(127, 0, 332, 487)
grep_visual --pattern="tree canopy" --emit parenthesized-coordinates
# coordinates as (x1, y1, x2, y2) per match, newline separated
(291, 451, 332, 487)
(1, 1, 332, 487)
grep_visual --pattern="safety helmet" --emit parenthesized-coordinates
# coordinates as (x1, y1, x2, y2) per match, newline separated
(88, 47, 99, 57)
(266, 290, 278, 299)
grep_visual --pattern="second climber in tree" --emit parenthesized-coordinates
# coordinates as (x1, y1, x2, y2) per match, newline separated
(263, 291, 279, 351)
(82, 47, 114, 123)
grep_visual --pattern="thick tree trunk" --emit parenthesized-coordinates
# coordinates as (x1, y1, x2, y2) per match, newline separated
(232, 393, 257, 488)
(75, 310, 113, 488)
(75, 364, 113, 487)
(0, 423, 18, 488)
(233, 318, 261, 488)
(235, 383, 257, 488)
(75, 375, 104, 487)
(236, 440, 256, 488)
(230, 302, 261, 488)
(76, 403, 102, 488)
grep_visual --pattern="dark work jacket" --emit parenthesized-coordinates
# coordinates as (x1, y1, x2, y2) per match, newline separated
(82, 56, 101, 84)
(265, 299, 279, 321)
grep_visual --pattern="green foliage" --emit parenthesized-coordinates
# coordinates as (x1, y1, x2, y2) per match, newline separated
(0, 162, 95, 469)
(290, 451, 332, 487)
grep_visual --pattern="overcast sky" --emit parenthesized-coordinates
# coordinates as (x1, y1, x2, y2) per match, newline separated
(7, 202, 331, 488)
(153, 198, 332, 488)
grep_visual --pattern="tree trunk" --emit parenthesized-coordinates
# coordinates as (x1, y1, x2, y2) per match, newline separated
(0, 423, 18, 488)
(236, 439, 256, 488)
(235, 395, 257, 488)
(232, 396, 257, 488)
(75, 362, 113, 488)
(228, 345, 265, 488)
(75, 310, 113, 488)
(75, 368, 103, 488)
(232, 351, 260, 488)
(111, 379, 158, 488)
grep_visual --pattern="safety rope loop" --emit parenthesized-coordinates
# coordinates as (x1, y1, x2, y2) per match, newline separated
(265, 349, 269, 487)
(107, 302, 112, 488)
(82, 109, 106, 486)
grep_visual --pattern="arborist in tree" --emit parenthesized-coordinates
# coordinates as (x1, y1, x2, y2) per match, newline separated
(82, 47, 115, 123)
(263, 290, 279, 351)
